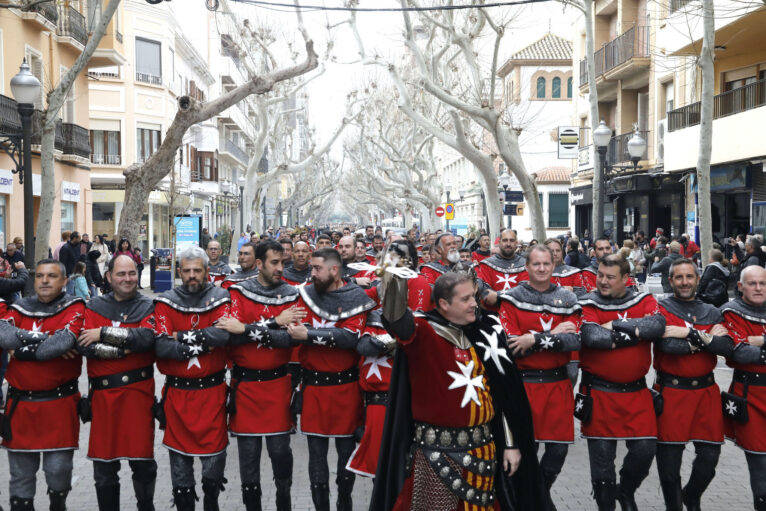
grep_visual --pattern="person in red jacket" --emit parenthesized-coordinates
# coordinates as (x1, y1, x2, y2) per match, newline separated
(475, 229, 527, 292)
(722, 265, 766, 510)
(151, 246, 231, 511)
(0, 259, 85, 511)
(217, 240, 306, 511)
(76, 254, 157, 510)
(654, 258, 733, 510)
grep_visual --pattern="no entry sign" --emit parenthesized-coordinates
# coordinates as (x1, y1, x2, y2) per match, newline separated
(435, 206, 445, 217)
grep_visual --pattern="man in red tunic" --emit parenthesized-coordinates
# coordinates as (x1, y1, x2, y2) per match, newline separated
(471, 233, 492, 263)
(287, 248, 375, 511)
(721, 265, 766, 510)
(579, 255, 664, 510)
(581, 237, 613, 293)
(487, 245, 580, 510)
(282, 241, 312, 286)
(0, 259, 85, 510)
(475, 229, 527, 292)
(654, 258, 733, 510)
(217, 239, 306, 511)
(222, 242, 259, 290)
(152, 246, 231, 511)
(365, 240, 434, 312)
(76, 254, 157, 511)
(419, 233, 460, 286)
(206, 241, 233, 285)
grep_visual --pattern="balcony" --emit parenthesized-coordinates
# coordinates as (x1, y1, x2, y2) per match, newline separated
(62, 123, 90, 159)
(604, 130, 650, 175)
(669, 78, 766, 132)
(579, 26, 650, 90)
(91, 154, 121, 165)
(29, 111, 64, 152)
(136, 72, 162, 86)
(21, 0, 58, 30)
(57, 5, 88, 49)
(0, 95, 22, 135)
(88, 18, 127, 68)
(220, 139, 249, 166)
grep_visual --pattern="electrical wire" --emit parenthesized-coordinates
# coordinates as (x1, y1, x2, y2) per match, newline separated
(230, 0, 550, 13)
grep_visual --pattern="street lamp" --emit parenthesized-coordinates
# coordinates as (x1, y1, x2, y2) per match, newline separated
(238, 174, 246, 233)
(499, 170, 512, 230)
(10, 60, 41, 280)
(593, 120, 612, 240)
(444, 183, 452, 233)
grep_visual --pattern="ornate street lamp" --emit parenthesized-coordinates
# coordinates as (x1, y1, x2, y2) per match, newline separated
(499, 170, 512, 229)
(593, 120, 612, 240)
(238, 174, 246, 233)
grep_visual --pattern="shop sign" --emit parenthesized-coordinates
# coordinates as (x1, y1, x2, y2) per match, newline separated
(61, 181, 81, 202)
(0, 170, 14, 194)
(558, 127, 579, 159)
(570, 186, 593, 205)
(693, 164, 751, 192)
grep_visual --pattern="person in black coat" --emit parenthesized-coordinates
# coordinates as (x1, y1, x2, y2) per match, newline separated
(0, 260, 29, 304)
(651, 241, 683, 293)
(732, 237, 766, 269)
(58, 231, 82, 277)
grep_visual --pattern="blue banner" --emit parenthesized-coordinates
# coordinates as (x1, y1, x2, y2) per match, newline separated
(174, 215, 201, 254)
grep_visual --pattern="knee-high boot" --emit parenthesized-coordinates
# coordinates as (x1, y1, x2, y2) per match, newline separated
(95, 485, 120, 511)
(310, 483, 330, 511)
(241, 483, 261, 511)
(275, 478, 291, 511)
(592, 480, 616, 511)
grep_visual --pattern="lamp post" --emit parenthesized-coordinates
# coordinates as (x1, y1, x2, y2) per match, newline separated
(444, 183, 452, 233)
(10, 60, 41, 280)
(499, 170, 512, 230)
(238, 175, 245, 233)
(592, 120, 612, 240)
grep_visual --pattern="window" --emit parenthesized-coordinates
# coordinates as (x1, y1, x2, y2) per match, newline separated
(548, 193, 569, 227)
(193, 151, 218, 181)
(536, 77, 546, 98)
(552, 77, 561, 98)
(567, 77, 573, 98)
(60, 66, 74, 123)
(25, 48, 44, 108)
(136, 128, 160, 163)
(61, 202, 75, 233)
(135, 38, 161, 85)
(90, 130, 121, 164)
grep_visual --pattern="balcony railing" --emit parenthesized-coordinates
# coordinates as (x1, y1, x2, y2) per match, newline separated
(136, 72, 162, 85)
(91, 154, 121, 165)
(0, 95, 22, 134)
(668, 78, 766, 131)
(579, 58, 588, 87)
(605, 130, 650, 169)
(25, 0, 58, 24)
(669, 0, 693, 14)
(57, 5, 87, 46)
(224, 139, 249, 165)
(62, 123, 90, 158)
(604, 26, 649, 73)
(30, 111, 64, 151)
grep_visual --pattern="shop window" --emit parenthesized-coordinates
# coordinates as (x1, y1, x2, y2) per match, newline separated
(552, 77, 561, 99)
(61, 202, 75, 233)
(536, 77, 546, 98)
(548, 193, 569, 228)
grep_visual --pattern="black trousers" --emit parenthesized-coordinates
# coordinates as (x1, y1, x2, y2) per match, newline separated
(306, 435, 356, 484)
(746, 452, 766, 500)
(535, 442, 569, 478)
(587, 438, 656, 483)
(93, 459, 157, 488)
(237, 434, 293, 485)
(656, 442, 720, 501)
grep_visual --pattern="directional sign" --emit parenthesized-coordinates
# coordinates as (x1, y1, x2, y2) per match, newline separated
(504, 191, 524, 203)
(558, 126, 580, 159)
(445, 203, 455, 220)
(435, 206, 445, 217)
(503, 204, 525, 216)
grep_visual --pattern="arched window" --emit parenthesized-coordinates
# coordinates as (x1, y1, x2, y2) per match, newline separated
(552, 77, 561, 98)
(567, 77, 573, 98)
(536, 77, 546, 98)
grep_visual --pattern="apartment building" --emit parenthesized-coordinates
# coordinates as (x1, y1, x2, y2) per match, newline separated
(0, 0, 93, 250)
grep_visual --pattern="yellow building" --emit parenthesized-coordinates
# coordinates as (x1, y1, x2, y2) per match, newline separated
(0, 0, 94, 251)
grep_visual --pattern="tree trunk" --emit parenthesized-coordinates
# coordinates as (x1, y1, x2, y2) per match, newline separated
(696, 0, 715, 266)
(584, 0, 604, 239)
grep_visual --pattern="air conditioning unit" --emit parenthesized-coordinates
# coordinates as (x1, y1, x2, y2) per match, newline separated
(657, 119, 666, 163)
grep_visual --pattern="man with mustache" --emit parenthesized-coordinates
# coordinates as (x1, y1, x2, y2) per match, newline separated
(475, 229, 527, 292)
(420, 233, 462, 286)
(288, 248, 376, 511)
(282, 241, 312, 286)
(222, 242, 259, 290)
(206, 241, 233, 285)
(338, 235, 373, 288)
(366, 234, 385, 263)
(151, 246, 231, 510)
(217, 240, 306, 511)
(0, 260, 86, 511)
(654, 258, 733, 510)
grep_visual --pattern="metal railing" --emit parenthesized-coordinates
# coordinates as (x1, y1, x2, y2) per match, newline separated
(579, 58, 588, 87)
(57, 5, 87, 46)
(90, 154, 121, 165)
(669, 0, 693, 14)
(88, 70, 119, 79)
(223, 139, 249, 165)
(605, 130, 649, 169)
(594, 47, 604, 77)
(30, 111, 64, 151)
(25, 0, 58, 24)
(604, 26, 650, 73)
(0, 95, 21, 134)
(668, 78, 766, 131)
(135, 72, 162, 85)
(62, 123, 90, 158)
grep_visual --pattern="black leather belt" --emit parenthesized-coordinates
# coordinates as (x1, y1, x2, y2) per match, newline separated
(521, 366, 568, 383)
(165, 370, 226, 390)
(364, 391, 389, 406)
(413, 421, 494, 451)
(733, 369, 766, 387)
(581, 371, 646, 393)
(656, 371, 715, 390)
(7, 379, 79, 402)
(301, 367, 358, 387)
(89, 366, 153, 391)
(232, 365, 287, 382)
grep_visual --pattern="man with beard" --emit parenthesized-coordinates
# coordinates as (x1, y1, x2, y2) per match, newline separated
(485, 245, 580, 510)
(76, 255, 157, 510)
(578, 255, 665, 510)
(222, 242, 259, 290)
(472, 233, 492, 263)
(366, 235, 385, 263)
(217, 240, 306, 511)
(152, 247, 231, 510)
(206, 241, 233, 285)
(476, 229, 527, 292)
(279, 239, 294, 267)
(654, 258, 733, 510)
(581, 237, 613, 293)
(354, 239, 369, 263)
(371, 272, 544, 511)
(0, 260, 85, 511)
(721, 266, 766, 510)
(338, 235, 373, 287)
(364, 225, 375, 246)
(420, 233, 461, 286)
(459, 248, 473, 263)
(331, 231, 342, 247)
(282, 241, 312, 286)
(288, 248, 376, 511)
(315, 235, 333, 250)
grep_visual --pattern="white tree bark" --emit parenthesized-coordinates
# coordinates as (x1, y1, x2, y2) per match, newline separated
(583, 0, 603, 239)
(696, 0, 715, 265)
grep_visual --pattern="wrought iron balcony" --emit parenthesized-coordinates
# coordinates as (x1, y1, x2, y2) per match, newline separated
(57, 5, 87, 46)
(579, 26, 649, 85)
(29, 111, 64, 152)
(223, 139, 249, 165)
(62, 123, 90, 158)
(91, 153, 121, 165)
(136, 72, 162, 85)
(24, 0, 58, 24)
(0, 95, 22, 135)
(668, 78, 766, 131)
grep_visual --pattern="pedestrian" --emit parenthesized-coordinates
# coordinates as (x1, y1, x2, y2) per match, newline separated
(53, 230, 71, 260)
(91, 235, 111, 276)
(201, 228, 212, 250)
(652, 241, 683, 293)
(0, 260, 28, 304)
(4, 243, 23, 265)
(115, 239, 139, 264)
(72, 261, 91, 300)
(59, 232, 82, 294)
(134, 247, 145, 289)
(697, 249, 731, 307)
(80, 233, 93, 256)
(87, 249, 105, 296)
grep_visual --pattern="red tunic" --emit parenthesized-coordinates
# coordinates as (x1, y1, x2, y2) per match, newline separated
(472, 251, 491, 264)
(498, 292, 579, 442)
(419, 262, 449, 286)
(476, 258, 528, 292)
(153, 294, 230, 456)
(365, 275, 434, 312)
(2, 297, 85, 452)
(581, 267, 598, 292)
(722, 304, 766, 452)
(84, 309, 156, 461)
(552, 266, 584, 290)
(579, 293, 659, 439)
(653, 303, 724, 444)
(296, 285, 370, 437)
(228, 283, 299, 436)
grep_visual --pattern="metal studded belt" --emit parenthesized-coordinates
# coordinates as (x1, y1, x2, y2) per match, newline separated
(656, 371, 715, 390)
(413, 421, 494, 452)
(7, 379, 79, 402)
(520, 365, 569, 384)
(581, 371, 647, 393)
(165, 370, 226, 390)
(89, 366, 153, 391)
(364, 391, 389, 406)
(301, 367, 358, 387)
(733, 370, 766, 387)
(232, 365, 288, 382)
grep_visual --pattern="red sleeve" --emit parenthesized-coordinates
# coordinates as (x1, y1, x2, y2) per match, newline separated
(151, 303, 172, 336)
(566, 311, 583, 330)
(643, 295, 660, 316)
(229, 289, 245, 320)
(211, 302, 230, 323)
(498, 302, 522, 337)
(63, 302, 85, 336)
(723, 310, 747, 344)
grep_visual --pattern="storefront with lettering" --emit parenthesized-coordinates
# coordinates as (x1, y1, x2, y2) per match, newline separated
(691, 162, 756, 242)
(570, 185, 614, 240)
